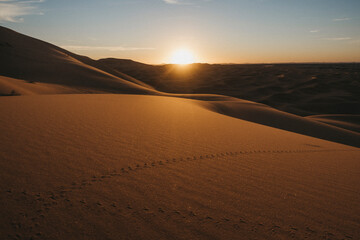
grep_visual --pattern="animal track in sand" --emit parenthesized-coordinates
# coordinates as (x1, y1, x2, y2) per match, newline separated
(3, 148, 358, 240)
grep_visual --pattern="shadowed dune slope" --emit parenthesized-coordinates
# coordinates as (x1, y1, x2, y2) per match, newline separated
(98, 59, 360, 116)
(0, 26, 155, 95)
(0, 75, 81, 96)
(198, 100, 360, 148)
(306, 114, 360, 133)
(0, 94, 359, 240)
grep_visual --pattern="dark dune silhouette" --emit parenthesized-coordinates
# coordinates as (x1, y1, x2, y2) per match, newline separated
(98, 58, 360, 116)
(0, 26, 155, 94)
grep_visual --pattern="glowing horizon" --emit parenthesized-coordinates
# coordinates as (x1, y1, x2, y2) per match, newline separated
(1, 0, 359, 64)
(169, 49, 196, 65)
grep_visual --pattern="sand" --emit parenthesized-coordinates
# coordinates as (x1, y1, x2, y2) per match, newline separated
(1, 26, 360, 240)
(0, 94, 359, 240)
(0, 75, 80, 96)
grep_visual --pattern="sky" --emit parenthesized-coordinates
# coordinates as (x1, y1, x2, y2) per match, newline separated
(1, 0, 360, 64)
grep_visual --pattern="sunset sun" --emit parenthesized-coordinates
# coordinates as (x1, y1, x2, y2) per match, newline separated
(170, 49, 195, 65)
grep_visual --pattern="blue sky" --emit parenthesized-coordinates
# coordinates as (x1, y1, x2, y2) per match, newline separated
(1, 0, 359, 63)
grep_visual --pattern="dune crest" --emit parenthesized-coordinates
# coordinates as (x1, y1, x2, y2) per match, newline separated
(306, 114, 360, 133)
(0, 26, 156, 95)
(1, 25, 359, 147)
(198, 100, 360, 148)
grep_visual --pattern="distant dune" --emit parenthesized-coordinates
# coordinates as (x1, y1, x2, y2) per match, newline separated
(1, 26, 359, 145)
(98, 59, 360, 116)
(0, 26, 359, 240)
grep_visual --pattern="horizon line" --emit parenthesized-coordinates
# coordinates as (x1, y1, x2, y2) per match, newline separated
(97, 58, 360, 66)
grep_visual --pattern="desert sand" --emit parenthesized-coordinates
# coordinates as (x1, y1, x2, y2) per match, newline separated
(0, 26, 359, 240)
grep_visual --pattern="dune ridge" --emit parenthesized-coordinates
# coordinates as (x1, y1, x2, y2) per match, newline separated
(199, 100, 360, 148)
(306, 114, 360, 133)
(0, 26, 156, 95)
(1, 26, 359, 148)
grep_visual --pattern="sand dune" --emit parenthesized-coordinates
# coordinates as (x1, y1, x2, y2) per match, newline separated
(3, 25, 358, 120)
(306, 114, 360, 133)
(0, 26, 155, 95)
(98, 59, 360, 117)
(199, 100, 360, 148)
(1, 26, 360, 240)
(0, 75, 80, 95)
(0, 94, 359, 240)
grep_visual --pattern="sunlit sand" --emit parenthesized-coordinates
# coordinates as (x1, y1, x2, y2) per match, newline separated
(0, 26, 359, 240)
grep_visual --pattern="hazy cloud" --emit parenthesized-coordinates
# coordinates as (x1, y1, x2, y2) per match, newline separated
(0, 0, 44, 22)
(61, 45, 155, 51)
(323, 37, 352, 41)
(310, 30, 319, 33)
(349, 39, 360, 45)
(333, 17, 350, 21)
(162, 0, 209, 5)
(163, 0, 182, 4)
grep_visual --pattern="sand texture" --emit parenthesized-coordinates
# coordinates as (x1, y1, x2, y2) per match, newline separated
(0, 95, 359, 240)
(0, 26, 360, 240)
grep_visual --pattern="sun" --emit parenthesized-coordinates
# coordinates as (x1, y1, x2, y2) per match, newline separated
(170, 49, 195, 65)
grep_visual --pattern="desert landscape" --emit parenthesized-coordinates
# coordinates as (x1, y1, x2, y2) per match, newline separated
(0, 1, 360, 239)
